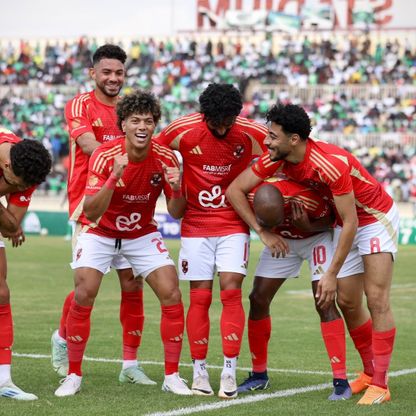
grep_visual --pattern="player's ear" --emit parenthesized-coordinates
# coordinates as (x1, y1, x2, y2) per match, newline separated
(89, 67, 95, 81)
(290, 134, 301, 145)
(121, 120, 126, 133)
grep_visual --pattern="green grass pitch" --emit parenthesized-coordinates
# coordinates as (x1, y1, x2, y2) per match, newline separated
(2, 236, 415, 415)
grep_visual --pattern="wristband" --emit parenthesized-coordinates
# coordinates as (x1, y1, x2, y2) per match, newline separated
(171, 189, 183, 199)
(105, 173, 119, 190)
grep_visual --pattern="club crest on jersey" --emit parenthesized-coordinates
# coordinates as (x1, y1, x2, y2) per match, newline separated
(181, 260, 188, 274)
(88, 175, 99, 187)
(76, 248, 82, 261)
(233, 144, 244, 158)
(150, 172, 162, 187)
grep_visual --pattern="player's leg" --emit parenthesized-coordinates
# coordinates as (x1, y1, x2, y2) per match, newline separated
(216, 233, 249, 399)
(238, 275, 285, 394)
(116, 266, 155, 385)
(306, 232, 351, 400)
(55, 233, 112, 397)
(125, 232, 192, 396)
(0, 246, 37, 401)
(179, 237, 216, 396)
(337, 274, 373, 394)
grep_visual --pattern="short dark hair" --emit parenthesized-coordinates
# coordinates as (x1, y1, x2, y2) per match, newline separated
(10, 140, 52, 186)
(266, 103, 311, 140)
(199, 83, 243, 124)
(92, 44, 127, 66)
(116, 90, 161, 129)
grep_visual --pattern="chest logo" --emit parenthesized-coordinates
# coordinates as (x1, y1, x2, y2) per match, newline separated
(198, 185, 227, 209)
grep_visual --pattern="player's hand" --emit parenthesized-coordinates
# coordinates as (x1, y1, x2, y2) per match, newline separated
(7, 228, 25, 248)
(315, 271, 337, 309)
(258, 228, 289, 258)
(162, 162, 181, 191)
(291, 200, 311, 231)
(113, 153, 129, 178)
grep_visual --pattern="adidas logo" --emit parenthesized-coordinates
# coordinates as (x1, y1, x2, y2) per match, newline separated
(189, 145, 202, 155)
(67, 335, 83, 342)
(313, 266, 325, 275)
(330, 356, 341, 364)
(224, 333, 239, 341)
(128, 330, 142, 337)
(169, 334, 183, 342)
(194, 338, 208, 345)
(92, 118, 104, 127)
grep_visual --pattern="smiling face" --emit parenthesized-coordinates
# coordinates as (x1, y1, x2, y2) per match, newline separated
(264, 122, 295, 162)
(90, 58, 125, 98)
(122, 112, 156, 152)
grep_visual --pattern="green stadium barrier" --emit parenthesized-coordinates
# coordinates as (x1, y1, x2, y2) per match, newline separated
(22, 211, 70, 236)
(21, 211, 416, 245)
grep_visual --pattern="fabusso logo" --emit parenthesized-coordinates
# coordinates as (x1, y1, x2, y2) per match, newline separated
(122, 193, 151, 203)
(203, 164, 232, 175)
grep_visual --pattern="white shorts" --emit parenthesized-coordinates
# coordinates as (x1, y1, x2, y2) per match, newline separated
(255, 232, 334, 281)
(71, 231, 175, 279)
(179, 233, 250, 280)
(335, 203, 400, 278)
(73, 223, 131, 271)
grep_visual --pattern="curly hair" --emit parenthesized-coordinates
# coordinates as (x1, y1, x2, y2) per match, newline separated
(266, 103, 311, 140)
(92, 44, 127, 66)
(10, 140, 52, 186)
(199, 83, 243, 124)
(116, 90, 161, 130)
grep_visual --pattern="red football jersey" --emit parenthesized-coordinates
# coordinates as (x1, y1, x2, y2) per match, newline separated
(65, 91, 124, 222)
(84, 139, 179, 239)
(155, 113, 268, 237)
(252, 138, 393, 226)
(248, 177, 333, 239)
(0, 128, 36, 206)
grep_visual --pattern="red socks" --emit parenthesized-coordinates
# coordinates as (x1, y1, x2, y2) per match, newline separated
(66, 300, 93, 376)
(0, 304, 13, 365)
(372, 327, 396, 389)
(58, 291, 75, 339)
(120, 290, 144, 361)
(220, 289, 245, 358)
(320, 318, 347, 379)
(248, 316, 271, 373)
(349, 319, 374, 376)
(186, 289, 212, 360)
(161, 303, 184, 375)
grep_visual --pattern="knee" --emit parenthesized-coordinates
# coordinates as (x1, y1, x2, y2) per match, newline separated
(315, 301, 340, 322)
(336, 294, 361, 315)
(366, 290, 390, 315)
(74, 286, 97, 306)
(249, 290, 270, 316)
(0, 284, 10, 304)
(160, 288, 182, 306)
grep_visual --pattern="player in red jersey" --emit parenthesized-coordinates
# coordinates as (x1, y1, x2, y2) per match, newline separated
(51, 45, 155, 386)
(0, 128, 51, 401)
(155, 83, 268, 398)
(238, 180, 351, 400)
(227, 103, 398, 405)
(54, 90, 191, 397)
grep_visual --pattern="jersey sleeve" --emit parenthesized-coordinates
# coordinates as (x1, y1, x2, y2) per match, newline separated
(251, 151, 282, 179)
(84, 148, 111, 196)
(8, 186, 36, 207)
(317, 158, 353, 196)
(65, 96, 94, 141)
(153, 143, 180, 199)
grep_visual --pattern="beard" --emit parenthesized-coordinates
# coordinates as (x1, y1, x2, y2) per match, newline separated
(96, 82, 121, 98)
(269, 148, 290, 162)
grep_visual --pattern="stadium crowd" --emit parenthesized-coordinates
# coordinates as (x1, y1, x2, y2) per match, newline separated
(0, 34, 415, 199)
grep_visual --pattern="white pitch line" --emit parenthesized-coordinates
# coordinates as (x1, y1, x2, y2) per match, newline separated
(12, 352, 333, 375)
(144, 368, 416, 416)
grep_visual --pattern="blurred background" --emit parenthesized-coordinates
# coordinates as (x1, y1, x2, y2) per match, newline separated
(0, 0, 415, 238)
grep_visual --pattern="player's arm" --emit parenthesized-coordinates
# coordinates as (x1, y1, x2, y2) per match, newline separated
(226, 168, 289, 257)
(291, 200, 334, 232)
(0, 201, 19, 235)
(2, 204, 29, 247)
(162, 163, 186, 219)
(316, 191, 358, 308)
(76, 132, 101, 156)
(83, 153, 128, 222)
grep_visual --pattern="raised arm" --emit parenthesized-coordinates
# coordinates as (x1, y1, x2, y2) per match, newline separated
(83, 153, 128, 223)
(163, 163, 186, 219)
